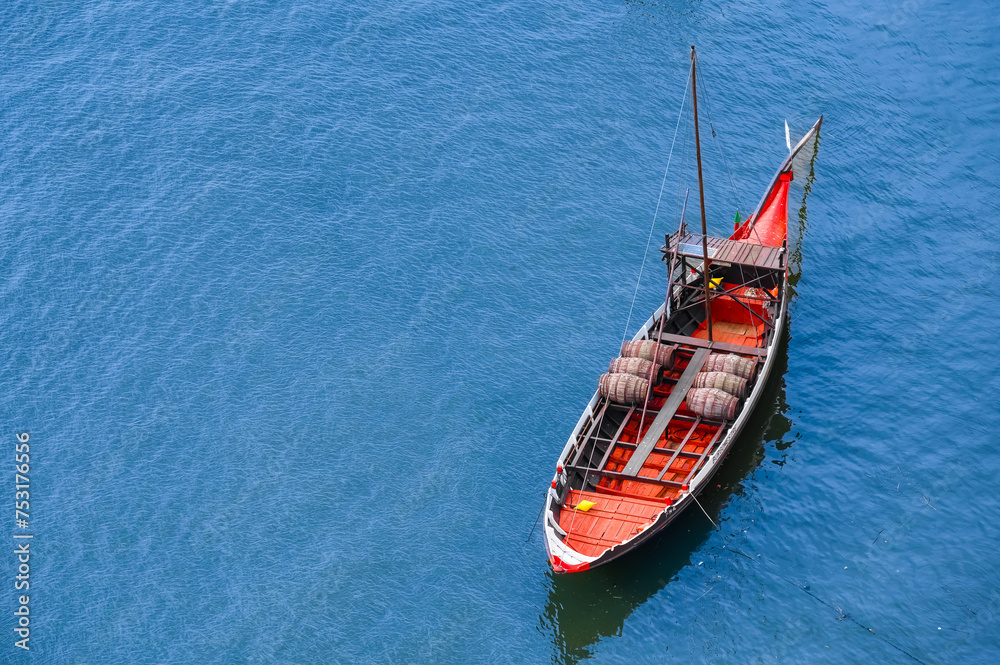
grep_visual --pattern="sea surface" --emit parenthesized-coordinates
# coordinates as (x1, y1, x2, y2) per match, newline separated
(1, 1, 998, 663)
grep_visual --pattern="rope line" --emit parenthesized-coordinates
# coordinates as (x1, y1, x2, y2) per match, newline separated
(691, 497, 929, 665)
(565, 69, 694, 545)
(694, 54, 747, 217)
(619, 66, 692, 350)
(692, 55, 766, 244)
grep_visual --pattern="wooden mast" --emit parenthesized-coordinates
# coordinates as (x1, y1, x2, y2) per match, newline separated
(691, 46, 713, 342)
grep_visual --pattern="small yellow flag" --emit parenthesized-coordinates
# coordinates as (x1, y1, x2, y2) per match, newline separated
(710, 277, 723, 289)
(575, 500, 596, 512)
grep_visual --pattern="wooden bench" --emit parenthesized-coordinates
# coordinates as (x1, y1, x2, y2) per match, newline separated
(649, 332, 767, 357)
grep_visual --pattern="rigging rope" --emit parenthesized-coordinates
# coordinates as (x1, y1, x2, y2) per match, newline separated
(619, 66, 693, 350)
(690, 496, 930, 665)
(693, 53, 747, 217)
(564, 68, 694, 544)
(672, 94, 692, 244)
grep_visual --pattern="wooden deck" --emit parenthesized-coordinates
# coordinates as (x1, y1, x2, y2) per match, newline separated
(652, 331, 767, 357)
(558, 489, 667, 557)
(690, 318, 766, 349)
(666, 232, 784, 271)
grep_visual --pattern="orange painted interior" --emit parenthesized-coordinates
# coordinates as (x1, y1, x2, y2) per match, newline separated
(556, 169, 791, 562)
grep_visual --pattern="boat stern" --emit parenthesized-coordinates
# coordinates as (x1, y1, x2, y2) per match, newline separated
(542, 490, 600, 574)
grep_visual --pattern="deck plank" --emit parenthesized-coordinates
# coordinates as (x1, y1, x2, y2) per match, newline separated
(761, 247, 777, 269)
(649, 332, 766, 357)
(666, 233, 784, 270)
(620, 348, 710, 477)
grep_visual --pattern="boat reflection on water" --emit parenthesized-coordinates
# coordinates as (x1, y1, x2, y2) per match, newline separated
(788, 129, 820, 299)
(540, 135, 819, 663)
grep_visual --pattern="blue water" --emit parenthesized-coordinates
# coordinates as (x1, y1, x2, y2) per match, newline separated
(1, 1, 998, 662)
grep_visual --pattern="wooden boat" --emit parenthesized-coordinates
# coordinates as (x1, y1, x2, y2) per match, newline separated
(543, 48, 822, 573)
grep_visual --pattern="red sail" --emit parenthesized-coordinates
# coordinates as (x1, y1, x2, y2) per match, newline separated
(732, 170, 793, 247)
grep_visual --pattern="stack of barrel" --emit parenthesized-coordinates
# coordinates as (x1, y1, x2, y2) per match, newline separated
(685, 353, 754, 421)
(598, 340, 676, 404)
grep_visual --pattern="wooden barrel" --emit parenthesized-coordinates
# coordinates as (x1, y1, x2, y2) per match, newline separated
(599, 373, 650, 404)
(620, 340, 676, 369)
(694, 371, 747, 398)
(704, 353, 755, 379)
(608, 357, 661, 382)
(685, 387, 738, 420)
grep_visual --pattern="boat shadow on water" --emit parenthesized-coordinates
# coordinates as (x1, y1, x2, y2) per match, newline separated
(539, 337, 793, 663)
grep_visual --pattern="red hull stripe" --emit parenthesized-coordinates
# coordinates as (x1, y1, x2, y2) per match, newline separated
(550, 555, 591, 574)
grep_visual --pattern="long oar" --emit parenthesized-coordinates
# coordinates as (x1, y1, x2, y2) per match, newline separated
(526, 493, 546, 543)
